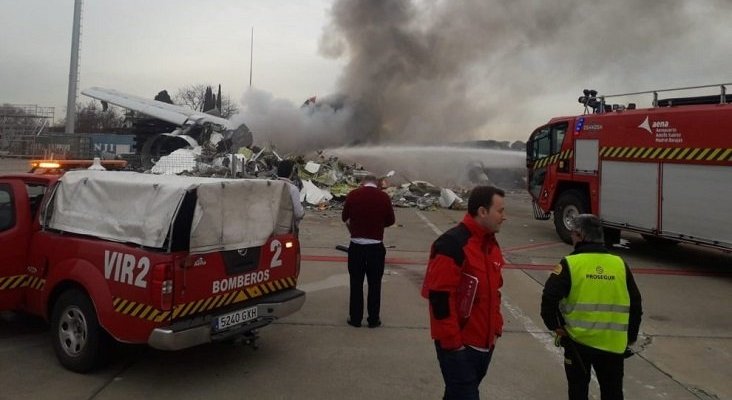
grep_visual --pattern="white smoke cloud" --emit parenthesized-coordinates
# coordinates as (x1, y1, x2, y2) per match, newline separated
(229, 88, 356, 153)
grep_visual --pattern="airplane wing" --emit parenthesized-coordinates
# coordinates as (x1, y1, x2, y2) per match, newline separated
(82, 87, 232, 129)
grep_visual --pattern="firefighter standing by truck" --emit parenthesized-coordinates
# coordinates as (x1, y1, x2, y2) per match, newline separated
(541, 214, 643, 400)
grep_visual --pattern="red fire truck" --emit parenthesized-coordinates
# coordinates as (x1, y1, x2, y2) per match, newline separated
(0, 169, 304, 372)
(526, 83, 732, 250)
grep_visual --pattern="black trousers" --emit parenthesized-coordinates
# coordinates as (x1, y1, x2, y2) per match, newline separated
(435, 343, 494, 400)
(347, 242, 386, 324)
(563, 339, 624, 400)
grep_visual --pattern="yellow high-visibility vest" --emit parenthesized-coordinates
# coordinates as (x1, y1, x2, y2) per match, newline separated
(560, 253, 630, 354)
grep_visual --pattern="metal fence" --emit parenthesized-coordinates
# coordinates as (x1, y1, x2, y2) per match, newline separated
(2, 134, 94, 159)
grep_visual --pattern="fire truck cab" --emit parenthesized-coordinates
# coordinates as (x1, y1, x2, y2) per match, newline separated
(526, 83, 732, 251)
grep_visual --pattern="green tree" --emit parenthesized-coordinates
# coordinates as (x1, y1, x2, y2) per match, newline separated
(216, 84, 222, 111)
(203, 86, 214, 112)
(154, 90, 174, 104)
(174, 83, 239, 118)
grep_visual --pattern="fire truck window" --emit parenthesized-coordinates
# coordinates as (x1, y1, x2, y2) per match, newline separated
(0, 184, 15, 232)
(532, 127, 551, 160)
(552, 124, 567, 153)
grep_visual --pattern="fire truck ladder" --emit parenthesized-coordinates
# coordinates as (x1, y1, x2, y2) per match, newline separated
(585, 83, 732, 114)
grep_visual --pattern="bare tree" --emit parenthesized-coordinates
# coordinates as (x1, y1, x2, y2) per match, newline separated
(218, 94, 239, 118)
(67, 100, 124, 132)
(174, 83, 209, 111)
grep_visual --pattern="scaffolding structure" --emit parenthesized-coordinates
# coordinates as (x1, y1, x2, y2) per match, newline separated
(0, 104, 56, 156)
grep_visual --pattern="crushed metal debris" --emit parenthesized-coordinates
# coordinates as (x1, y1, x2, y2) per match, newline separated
(138, 145, 483, 211)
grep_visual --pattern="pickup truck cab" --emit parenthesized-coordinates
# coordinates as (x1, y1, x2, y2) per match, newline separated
(0, 170, 304, 372)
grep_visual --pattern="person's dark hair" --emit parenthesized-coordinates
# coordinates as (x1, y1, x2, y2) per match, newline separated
(570, 214, 604, 244)
(467, 186, 505, 216)
(362, 175, 378, 184)
(277, 160, 295, 178)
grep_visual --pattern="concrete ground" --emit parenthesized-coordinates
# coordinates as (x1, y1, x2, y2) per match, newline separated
(0, 162, 730, 399)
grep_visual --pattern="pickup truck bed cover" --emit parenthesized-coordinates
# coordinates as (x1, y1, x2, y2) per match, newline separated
(48, 170, 294, 253)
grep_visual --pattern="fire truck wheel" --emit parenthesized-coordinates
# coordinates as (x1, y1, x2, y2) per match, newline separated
(553, 190, 588, 244)
(51, 289, 110, 373)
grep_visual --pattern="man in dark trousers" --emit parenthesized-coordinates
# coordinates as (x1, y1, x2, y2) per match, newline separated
(541, 214, 643, 400)
(342, 175, 395, 328)
(422, 186, 506, 400)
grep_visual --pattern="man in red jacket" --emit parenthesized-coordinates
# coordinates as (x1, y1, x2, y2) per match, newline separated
(422, 186, 506, 400)
(342, 175, 396, 328)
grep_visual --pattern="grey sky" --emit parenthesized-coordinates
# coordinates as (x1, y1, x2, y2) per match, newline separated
(2, 0, 731, 145)
(1, 1, 340, 119)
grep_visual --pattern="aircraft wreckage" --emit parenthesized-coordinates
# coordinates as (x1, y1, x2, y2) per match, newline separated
(80, 87, 523, 211)
(82, 87, 253, 167)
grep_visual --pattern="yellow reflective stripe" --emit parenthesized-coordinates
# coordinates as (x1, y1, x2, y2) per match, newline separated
(640, 147, 655, 158)
(147, 309, 160, 321)
(1, 275, 21, 290)
(188, 299, 206, 315)
(200, 296, 215, 312)
(565, 318, 628, 332)
(138, 305, 153, 319)
(234, 291, 248, 303)
(130, 303, 145, 317)
(720, 148, 732, 161)
(695, 148, 710, 160)
(649, 147, 664, 159)
(115, 299, 128, 312)
(561, 303, 630, 313)
(675, 148, 690, 159)
(658, 147, 672, 159)
(629, 147, 644, 158)
(707, 148, 722, 160)
(123, 301, 136, 314)
(686, 148, 700, 160)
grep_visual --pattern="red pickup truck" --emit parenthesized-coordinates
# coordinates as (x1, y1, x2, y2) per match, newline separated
(0, 170, 304, 372)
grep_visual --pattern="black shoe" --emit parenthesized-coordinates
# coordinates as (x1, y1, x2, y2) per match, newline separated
(347, 318, 361, 328)
(367, 320, 382, 328)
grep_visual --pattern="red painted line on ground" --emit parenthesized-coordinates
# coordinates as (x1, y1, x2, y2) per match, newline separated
(302, 255, 730, 277)
(504, 241, 566, 252)
(503, 263, 555, 271)
(506, 263, 731, 277)
(302, 254, 425, 265)
(629, 267, 731, 277)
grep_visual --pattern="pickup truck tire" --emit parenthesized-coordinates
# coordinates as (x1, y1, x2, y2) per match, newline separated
(554, 190, 588, 244)
(51, 289, 109, 373)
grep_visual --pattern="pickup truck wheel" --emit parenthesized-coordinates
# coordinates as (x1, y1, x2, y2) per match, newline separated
(51, 289, 109, 373)
(554, 190, 588, 244)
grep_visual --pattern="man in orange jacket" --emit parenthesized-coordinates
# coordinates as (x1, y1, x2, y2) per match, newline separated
(422, 186, 506, 400)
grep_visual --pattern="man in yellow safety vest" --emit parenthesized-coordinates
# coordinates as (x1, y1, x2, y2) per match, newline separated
(541, 214, 642, 400)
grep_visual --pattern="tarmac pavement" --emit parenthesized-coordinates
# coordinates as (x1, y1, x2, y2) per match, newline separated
(0, 167, 730, 399)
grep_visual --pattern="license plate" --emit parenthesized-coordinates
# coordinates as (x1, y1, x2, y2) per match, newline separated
(214, 307, 258, 331)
